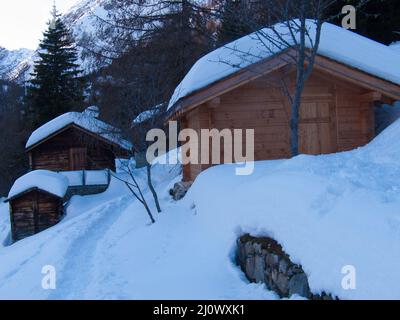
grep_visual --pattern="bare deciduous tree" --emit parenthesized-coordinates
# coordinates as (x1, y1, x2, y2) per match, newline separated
(217, 0, 368, 156)
(111, 162, 157, 224)
(84, 0, 216, 221)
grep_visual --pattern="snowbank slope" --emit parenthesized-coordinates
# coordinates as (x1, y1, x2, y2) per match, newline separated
(0, 121, 400, 299)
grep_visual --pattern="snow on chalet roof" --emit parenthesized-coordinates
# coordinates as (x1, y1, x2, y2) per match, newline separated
(168, 20, 400, 110)
(7, 170, 68, 200)
(26, 111, 132, 151)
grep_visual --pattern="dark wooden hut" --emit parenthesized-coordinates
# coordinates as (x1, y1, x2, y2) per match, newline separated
(25, 111, 132, 172)
(5, 170, 68, 241)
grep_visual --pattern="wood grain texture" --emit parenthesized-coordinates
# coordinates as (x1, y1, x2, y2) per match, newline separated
(10, 190, 63, 241)
(181, 68, 377, 181)
(168, 50, 400, 121)
(30, 126, 121, 172)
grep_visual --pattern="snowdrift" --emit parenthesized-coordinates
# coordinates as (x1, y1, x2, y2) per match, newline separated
(0, 120, 400, 299)
(186, 118, 400, 299)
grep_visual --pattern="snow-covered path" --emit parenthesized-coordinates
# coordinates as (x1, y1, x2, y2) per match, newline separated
(0, 201, 11, 247)
(48, 195, 131, 299)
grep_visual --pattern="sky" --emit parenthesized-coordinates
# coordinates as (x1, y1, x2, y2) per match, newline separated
(0, 0, 80, 50)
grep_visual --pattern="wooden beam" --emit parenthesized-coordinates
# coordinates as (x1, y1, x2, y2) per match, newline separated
(26, 123, 129, 153)
(207, 97, 221, 108)
(4, 187, 63, 203)
(360, 91, 383, 102)
(168, 50, 291, 120)
(360, 91, 395, 105)
(314, 55, 400, 101)
(168, 50, 400, 121)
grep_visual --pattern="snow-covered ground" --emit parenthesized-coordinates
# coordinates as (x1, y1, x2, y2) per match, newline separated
(1, 120, 400, 299)
(0, 200, 11, 248)
(0, 157, 272, 299)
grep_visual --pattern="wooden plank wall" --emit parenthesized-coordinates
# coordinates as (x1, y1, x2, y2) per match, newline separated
(10, 190, 63, 241)
(37, 193, 63, 233)
(335, 84, 374, 151)
(215, 76, 290, 161)
(30, 127, 117, 172)
(10, 196, 35, 240)
(181, 68, 376, 181)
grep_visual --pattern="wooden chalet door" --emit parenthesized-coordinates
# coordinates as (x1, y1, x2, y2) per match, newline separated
(298, 102, 337, 155)
(69, 147, 87, 170)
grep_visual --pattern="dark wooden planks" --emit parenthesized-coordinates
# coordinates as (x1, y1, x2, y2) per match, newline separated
(9, 190, 63, 241)
(29, 126, 118, 172)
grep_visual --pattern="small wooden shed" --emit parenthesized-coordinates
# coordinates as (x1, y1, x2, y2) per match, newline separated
(167, 22, 400, 181)
(5, 170, 68, 241)
(25, 110, 132, 172)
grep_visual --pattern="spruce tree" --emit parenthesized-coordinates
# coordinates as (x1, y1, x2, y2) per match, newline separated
(27, 5, 85, 127)
(217, 0, 275, 46)
(327, 0, 400, 45)
(217, 0, 253, 45)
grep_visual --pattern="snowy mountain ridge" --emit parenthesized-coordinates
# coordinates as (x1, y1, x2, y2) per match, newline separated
(62, 0, 114, 73)
(0, 0, 114, 82)
(0, 0, 214, 83)
(0, 47, 35, 82)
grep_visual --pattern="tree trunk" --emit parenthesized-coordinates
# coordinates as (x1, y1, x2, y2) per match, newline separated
(124, 181, 156, 224)
(290, 15, 307, 157)
(147, 164, 162, 213)
(143, 199, 156, 224)
(290, 81, 305, 157)
(290, 100, 300, 156)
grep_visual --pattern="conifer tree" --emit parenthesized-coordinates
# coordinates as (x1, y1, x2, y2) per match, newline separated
(216, 0, 274, 46)
(327, 0, 400, 45)
(217, 0, 253, 45)
(27, 5, 85, 127)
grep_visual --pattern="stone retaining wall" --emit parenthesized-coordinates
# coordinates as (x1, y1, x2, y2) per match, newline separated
(237, 234, 335, 300)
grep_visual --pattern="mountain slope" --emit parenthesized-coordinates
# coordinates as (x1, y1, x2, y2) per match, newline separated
(0, 0, 112, 82)
(1, 0, 213, 82)
(62, 0, 113, 72)
(0, 47, 35, 82)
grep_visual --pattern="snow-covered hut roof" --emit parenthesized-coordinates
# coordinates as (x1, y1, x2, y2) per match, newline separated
(168, 20, 400, 111)
(26, 111, 132, 151)
(6, 170, 69, 201)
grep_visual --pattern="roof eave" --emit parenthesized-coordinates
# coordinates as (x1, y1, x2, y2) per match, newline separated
(5, 187, 64, 203)
(166, 52, 400, 120)
(166, 51, 292, 121)
(25, 123, 132, 153)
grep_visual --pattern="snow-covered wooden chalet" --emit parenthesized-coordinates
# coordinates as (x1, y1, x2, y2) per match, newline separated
(167, 21, 400, 182)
